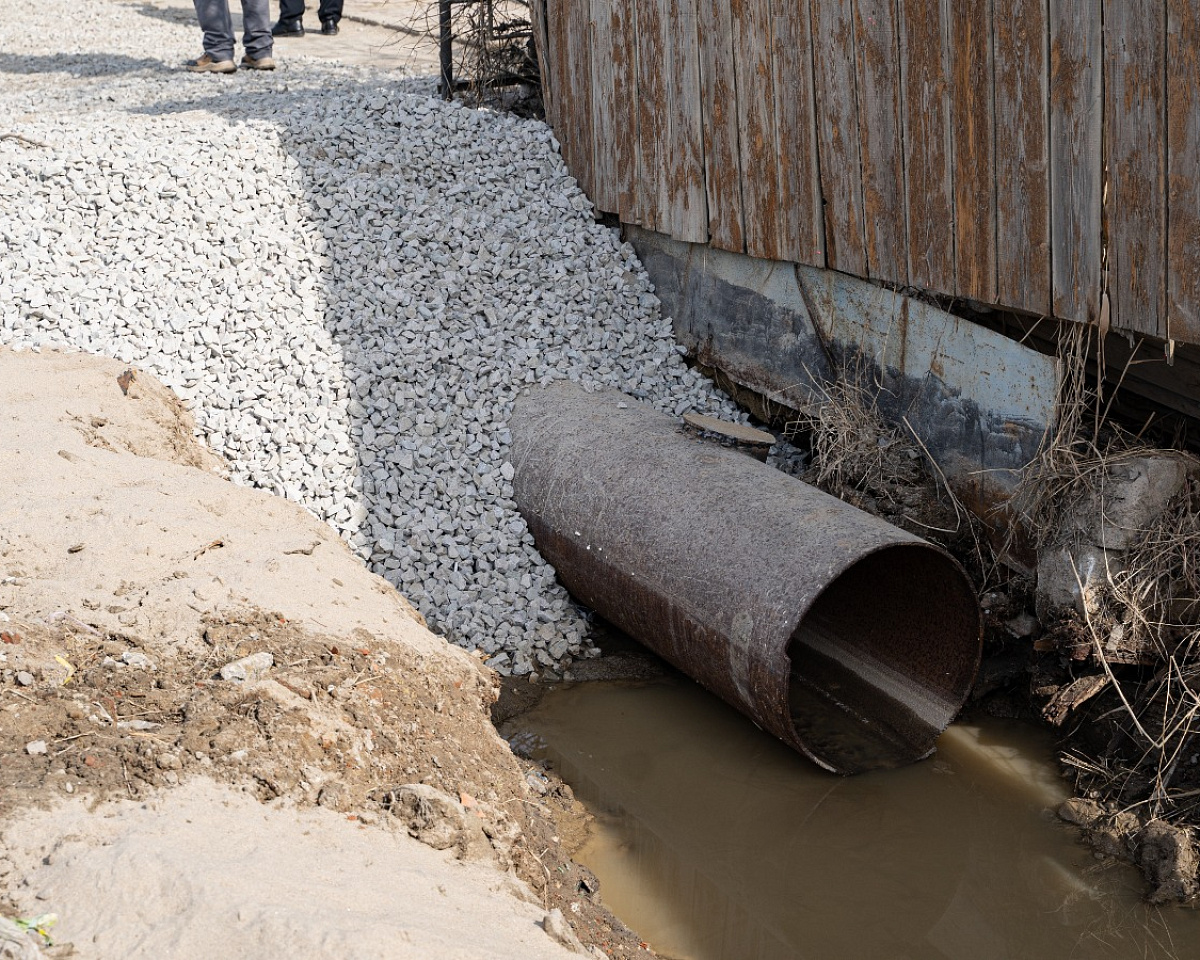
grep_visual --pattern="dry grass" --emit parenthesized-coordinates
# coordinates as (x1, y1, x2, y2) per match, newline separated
(432, 0, 539, 110)
(1015, 322, 1200, 825)
(782, 370, 901, 502)
(779, 359, 997, 588)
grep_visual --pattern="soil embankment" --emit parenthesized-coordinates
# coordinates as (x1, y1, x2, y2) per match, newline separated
(0, 349, 643, 959)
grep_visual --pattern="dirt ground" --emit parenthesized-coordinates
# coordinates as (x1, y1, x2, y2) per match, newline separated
(0, 347, 650, 959)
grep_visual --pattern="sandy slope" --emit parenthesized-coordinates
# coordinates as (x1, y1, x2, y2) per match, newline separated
(0, 348, 598, 959)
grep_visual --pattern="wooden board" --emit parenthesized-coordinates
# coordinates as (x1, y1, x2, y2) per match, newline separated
(565, 1, 597, 202)
(994, 0, 1051, 315)
(588, 0, 619, 214)
(898, 0, 955, 297)
(950, 0, 997, 302)
(609, 0, 638, 220)
(543, 0, 569, 157)
(635, 0, 668, 232)
(529, 0, 554, 127)
(1049, 0, 1102, 323)
(770, 0, 824, 266)
(1104, 0, 1166, 337)
(664, 0, 709, 242)
(730, 0, 781, 260)
(610, 0, 642, 223)
(810, 0, 868, 276)
(548, 2, 576, 186)
(697, 0, 746, 252)
(853, 0, 907, 285)
(1167, 0, 1200, 345)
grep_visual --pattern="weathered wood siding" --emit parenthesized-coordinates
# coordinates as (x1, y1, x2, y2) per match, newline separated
(533, 0, 1199, 346)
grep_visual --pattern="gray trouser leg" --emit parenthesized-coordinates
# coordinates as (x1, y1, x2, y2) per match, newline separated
(192, 0, 235, 62)
(240, 0, 273, 59)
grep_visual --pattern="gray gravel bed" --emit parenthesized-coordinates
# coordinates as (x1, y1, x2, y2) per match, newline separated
(0, 0, 740, 676)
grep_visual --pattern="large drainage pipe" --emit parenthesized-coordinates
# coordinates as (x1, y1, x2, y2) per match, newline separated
(509, 384, 982, 774)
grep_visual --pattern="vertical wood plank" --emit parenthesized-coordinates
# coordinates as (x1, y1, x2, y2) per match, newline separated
(950, 0, 997, 302)
(635, 0, 667, 231)
(549, 0, 577, 182)
(530, 0, 554, 128)
(899, 0, 955, 296)
(698, 0, 746, 251)
(810, 0, 868, 276)
(565, 1, 597, 202)
(665, 0, 709, 241)
(1104, 0, 1166, 336)
(731, 0, 782, 259)
(1049, 0, 1102, 322)
(1167, 0, 1200, 345)
(611, 0, 642, 224)
(545, 0, 571, 165)
(994, 0, 1051, 315)
(588, 0, 619, 215)
(853, 0, 907, 284)
(771, 0, 824, 266)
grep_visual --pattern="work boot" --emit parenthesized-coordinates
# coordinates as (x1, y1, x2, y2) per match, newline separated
(241, 54, 277, 70)
(185, 53, 236, 73)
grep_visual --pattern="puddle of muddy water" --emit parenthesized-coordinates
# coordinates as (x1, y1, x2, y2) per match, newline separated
(513, 677, 1200, 960)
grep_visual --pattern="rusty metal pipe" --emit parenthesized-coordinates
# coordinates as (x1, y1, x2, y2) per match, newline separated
(509, 384, 982, 774)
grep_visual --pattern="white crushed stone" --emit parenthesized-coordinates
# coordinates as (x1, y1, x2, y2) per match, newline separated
(0, 0, 741, 676)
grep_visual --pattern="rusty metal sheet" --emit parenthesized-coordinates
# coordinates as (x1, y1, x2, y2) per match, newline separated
(798, 264, 1061, 505)
(630, 226, 1060, 510)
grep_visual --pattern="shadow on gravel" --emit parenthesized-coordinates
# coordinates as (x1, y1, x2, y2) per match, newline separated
(129, 2, 199, 26)
(0, 52, 168, 76)
(115, 55, 609, 668)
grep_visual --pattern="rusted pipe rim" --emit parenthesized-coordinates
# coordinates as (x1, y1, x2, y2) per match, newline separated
(509, 383, 982, 774)
(785, 542, 981, 773)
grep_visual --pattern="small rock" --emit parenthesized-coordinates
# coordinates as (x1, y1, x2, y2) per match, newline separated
(317, 783, 347, 811)
(1137, 820, 1200, 903)
(120, 649, 153, 669)
(1005, 612, 1039, 639)
(1097, 456, 1192, 550)
(156, 753, 182, 771)
(116, 719, 161, 731)
(15, 671, 34, 687)
(25, 740, 47, 756)
(389, 783, 493, 862)
(219, 651, 274, 682)
(1036, 544, 1120, 620)
(1057, 797, 1103, 827)
(541, 908, 587, 954)
(524, 770, 549, 796)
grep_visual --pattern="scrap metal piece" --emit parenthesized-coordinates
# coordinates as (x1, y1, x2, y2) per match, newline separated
(681, 412, 775, 461)
(510, 383, 981, 774)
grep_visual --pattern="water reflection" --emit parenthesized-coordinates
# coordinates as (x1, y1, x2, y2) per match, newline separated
(516, 677, 1199, 960)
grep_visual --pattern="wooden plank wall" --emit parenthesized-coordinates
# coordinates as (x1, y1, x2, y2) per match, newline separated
(535, 0, 1199, 347)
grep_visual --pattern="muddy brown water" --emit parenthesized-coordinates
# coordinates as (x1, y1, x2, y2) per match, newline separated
(512, 677, 1200, 960)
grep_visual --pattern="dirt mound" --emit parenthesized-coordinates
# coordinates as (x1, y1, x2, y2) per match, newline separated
(0, 348, 646, 959)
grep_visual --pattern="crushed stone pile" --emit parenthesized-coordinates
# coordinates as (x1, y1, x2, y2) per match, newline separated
(0, 0, 739, 676)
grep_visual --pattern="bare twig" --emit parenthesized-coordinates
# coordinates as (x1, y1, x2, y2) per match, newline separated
(0, 132, 50, 149)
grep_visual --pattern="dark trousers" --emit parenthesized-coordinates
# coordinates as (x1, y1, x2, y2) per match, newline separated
(278, 0, 343, 25)
(195, 0, 272, 60)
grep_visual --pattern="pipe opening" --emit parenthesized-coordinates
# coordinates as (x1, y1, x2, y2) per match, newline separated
(787, 544, 981, 774)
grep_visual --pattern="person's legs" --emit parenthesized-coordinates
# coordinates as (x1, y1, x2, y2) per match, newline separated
(277, 0, 305, 27)
(192, 0, 235, 61)
(316, 0, 343, 24)
(241, 0, 274, 59)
